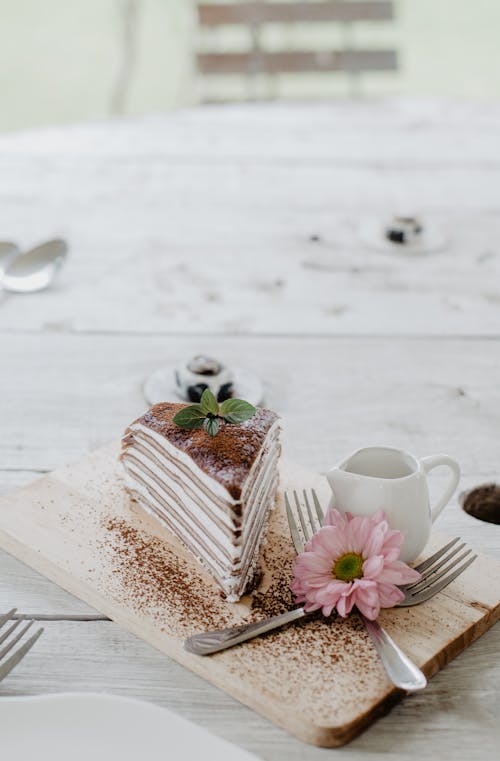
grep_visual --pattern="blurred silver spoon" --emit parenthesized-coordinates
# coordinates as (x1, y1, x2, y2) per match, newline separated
(0, 239, 68, 293)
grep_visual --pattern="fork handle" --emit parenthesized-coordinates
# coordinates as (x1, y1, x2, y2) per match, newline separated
(361, 616, 427, 691)
(185, 608, 427, 691)
(184, 607, 307, 655)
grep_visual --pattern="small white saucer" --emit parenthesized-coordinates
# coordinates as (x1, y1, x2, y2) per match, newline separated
(143, 364, 265, 407)
(358, 219, 450, 255)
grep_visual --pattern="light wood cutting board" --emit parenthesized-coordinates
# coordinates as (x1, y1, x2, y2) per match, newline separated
(0, 443, 499, 747)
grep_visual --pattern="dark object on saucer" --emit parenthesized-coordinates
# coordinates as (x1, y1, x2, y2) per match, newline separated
(385, 216, 423, 246)
(461, 483, 500, 524)
(175, 355, 234, 403)
(186, 382, 233, 403)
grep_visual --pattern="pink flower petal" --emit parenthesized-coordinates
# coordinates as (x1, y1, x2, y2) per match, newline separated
(291, 506, 417, 620)
(321, 603, 336, 617)
(314, 580, 346, 606)
(370, 509, 386, 523)
(377, 582, 405, 607)
(336, 593, 356, 617)
(296, 552, 331, 574)
(345, 515, 371, 553)
(324, 508, 346, 528)
(353, 580, 381, 620)
(378, 560, 421, 585)
(303, 600, 322, 612)
(362, 554, 384, 579)
(381, 528, 404, 551)
(380, 529, 404, 562)
(363, 524, 386, 557)
(307, 525, 349, 559)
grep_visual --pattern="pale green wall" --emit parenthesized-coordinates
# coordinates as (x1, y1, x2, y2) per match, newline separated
(0, 0, 499, 132)
(0, 0, 196, 131)
(401, 0, 500, 99)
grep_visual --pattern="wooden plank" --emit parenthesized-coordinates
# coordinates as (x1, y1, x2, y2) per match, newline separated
(1, 471, 498, 617)
(0, 447, 499, 746)
(198, 2, 394, 26)
(0, 549, 100, 617)
(2, 458, 499, 613)
(0, 470, 48, 497)
(1, 100, 499, 760)
(3, 102, 500, 164)
(2, 332, 500, 618)
(0, 195, 499, 336)
(2, 618, 499, 761)
(2, 333, 500, 476)
(1, 102, 500, 338)
(198, 49, 397, 74)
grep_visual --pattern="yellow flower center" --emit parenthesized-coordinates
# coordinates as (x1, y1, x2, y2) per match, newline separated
(332, 552, 364, 582)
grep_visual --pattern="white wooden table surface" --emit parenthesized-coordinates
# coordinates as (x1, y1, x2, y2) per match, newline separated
(1, 99, 500, 759)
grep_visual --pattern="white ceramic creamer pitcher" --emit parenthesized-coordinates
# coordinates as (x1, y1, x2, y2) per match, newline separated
(326, 446, 461, 564)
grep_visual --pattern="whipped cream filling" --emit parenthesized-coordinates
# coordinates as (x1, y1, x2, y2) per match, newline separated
(122, 441, 280, 567)
(130, 420, 280, 505)
(123, 463, 279, 595)
(123, 453, 238, 555)
(123, 429, 280, 545)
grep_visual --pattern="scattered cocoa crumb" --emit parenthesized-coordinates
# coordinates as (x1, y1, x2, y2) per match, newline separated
(99, 505, 389, 729)
(101, 517, 232, 633)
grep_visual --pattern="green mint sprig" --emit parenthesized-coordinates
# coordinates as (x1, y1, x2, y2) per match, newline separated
(173, 389, 256, 437)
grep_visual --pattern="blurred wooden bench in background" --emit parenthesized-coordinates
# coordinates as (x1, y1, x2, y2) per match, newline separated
(196, 1, 398, 100)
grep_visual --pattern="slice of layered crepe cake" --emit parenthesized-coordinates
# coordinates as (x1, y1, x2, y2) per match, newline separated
(121, 402, 281, 601)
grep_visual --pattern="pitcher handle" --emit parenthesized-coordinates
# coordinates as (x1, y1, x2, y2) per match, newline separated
(421, 454, 461, 523)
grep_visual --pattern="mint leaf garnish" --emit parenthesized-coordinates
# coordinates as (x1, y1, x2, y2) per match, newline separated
(203, 416, 220, 437)
(172, 404, 205, 429)
(173, 393, 257, 437)
(200, 388, 219, 416)
(219, 398, 256, 424)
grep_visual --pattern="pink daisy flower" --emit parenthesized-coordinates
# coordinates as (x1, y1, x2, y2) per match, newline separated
(291, 509, 421, 621)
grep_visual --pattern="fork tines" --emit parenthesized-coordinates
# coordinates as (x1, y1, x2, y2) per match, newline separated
(401, 539, 478, 605)
(285, 489, 478, 607)
(0, 608, 44, 683)
(285, 488, 324, 554)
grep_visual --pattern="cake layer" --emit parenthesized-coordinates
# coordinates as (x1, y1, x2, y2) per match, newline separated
(129, 421, 280, 529)
(122, 436, 280, 567)
(121, 423, 280, 589)
(123, 467, 279, 598)
(121, 403, 281, 600)
(127, 403, 279, 500)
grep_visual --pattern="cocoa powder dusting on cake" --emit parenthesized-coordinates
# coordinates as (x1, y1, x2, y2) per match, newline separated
(122, 403, 279, 500)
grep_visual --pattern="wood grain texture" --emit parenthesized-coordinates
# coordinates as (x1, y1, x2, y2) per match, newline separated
(1, 333, 500, 478)
(0, 618, 498, 761)
(0, 446, 499, 746)
(2, 100, 500, 759)
(0, 102, 499, 337)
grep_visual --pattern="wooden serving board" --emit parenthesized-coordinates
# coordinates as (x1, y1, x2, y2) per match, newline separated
(1, 444, 500, 747)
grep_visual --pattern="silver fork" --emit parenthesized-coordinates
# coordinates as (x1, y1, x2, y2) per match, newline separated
(185, 491, 476, 673)
(286, 493, 476, 607)
(0, 609, 44, 684)
(285, 490, 425, 691)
